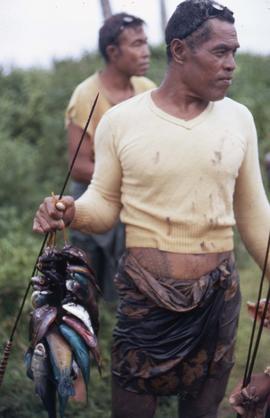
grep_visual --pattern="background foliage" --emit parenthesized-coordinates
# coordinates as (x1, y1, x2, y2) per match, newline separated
(0, 48, 270, 417)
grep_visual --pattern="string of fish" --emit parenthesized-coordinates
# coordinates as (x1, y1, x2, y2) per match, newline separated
(24, 241, 101, 418)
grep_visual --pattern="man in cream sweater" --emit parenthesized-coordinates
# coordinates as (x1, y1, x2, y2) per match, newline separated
(33, 1, 270, 417)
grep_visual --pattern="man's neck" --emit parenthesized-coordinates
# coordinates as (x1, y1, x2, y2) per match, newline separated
(99, 65, 135, 105)
(152, 71, 209, 121)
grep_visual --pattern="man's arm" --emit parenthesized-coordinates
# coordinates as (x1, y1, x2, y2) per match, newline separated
(33, 113, 122, 235)
(234, 112, 270, 276)
(68, 122, 95, 184)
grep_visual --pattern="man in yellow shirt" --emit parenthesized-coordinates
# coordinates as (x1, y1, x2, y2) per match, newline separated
(33, 1, 270, 417)
(66, 13, 155, 301)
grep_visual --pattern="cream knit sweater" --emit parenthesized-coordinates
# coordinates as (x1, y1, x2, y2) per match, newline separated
(71, 91, 270, 271)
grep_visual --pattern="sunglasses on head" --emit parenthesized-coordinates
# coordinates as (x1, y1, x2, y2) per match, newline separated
(112, 16, 138, 42)
(180, 1, 233, 39)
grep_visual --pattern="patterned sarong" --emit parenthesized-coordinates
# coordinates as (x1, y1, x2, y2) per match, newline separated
(112, 251, 240, 397)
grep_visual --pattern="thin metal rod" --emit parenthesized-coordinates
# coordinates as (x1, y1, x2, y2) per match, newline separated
(0, 94, 99, 387)
(59, 93, 99, 199)
(242, 231, 270, 386)
(246, 283, 270, 383)
(0, 341, 12, 387)
(236, 231, 270, 417)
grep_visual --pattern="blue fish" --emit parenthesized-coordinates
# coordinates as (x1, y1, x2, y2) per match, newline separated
(59, 324, 90, 388)
(46, 328, 75, 418)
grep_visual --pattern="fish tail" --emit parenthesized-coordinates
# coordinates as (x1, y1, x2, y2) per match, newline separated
(58, 376, 75, 397)
(58, 394, 69, 418)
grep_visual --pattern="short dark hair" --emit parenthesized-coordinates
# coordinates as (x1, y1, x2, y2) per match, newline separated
(99, 13, 145, 62)
(165, 0, 235, 60)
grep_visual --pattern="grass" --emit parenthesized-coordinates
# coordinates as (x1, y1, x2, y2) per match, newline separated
(0, 254, 270, 417)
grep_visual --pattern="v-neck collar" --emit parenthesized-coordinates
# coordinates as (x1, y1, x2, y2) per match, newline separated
(148, 91, 214, 130)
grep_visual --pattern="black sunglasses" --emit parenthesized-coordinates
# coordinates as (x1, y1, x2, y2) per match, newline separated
(180, 2, 234, 40)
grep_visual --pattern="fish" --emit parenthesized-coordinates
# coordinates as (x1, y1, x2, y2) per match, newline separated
(46, 327, 75, 418)
(31, 275, 47, 286)
(31, 290, 55, 308)
(62, 302, 94, 334)
(31, 273, 62, 291)
(67, 264, 99, 291)
(31, 343, 57, 418)
(67, 264, 96, 280)
(66, 274, 89, 300)
(62, 315, 101, 372)
(62, 315, 97, 348)
(46, 327, 74, 395)
(62, 245, 100, 289)
(59, 323, 90, 388)
(61, 245, 91, 268)
(29, 304, 57, 347)
(65, 273, 99, 335)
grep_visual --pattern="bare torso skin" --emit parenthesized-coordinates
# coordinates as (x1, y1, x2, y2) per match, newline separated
(129, 248, 230, 280)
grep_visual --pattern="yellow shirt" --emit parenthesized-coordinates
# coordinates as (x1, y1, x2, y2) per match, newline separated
(65, 72, 156, 137)
(71, 91, 270, 273)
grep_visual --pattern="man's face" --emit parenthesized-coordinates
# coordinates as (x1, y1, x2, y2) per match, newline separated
(182, 19, 240, 101)
(114, 26, 150, 76)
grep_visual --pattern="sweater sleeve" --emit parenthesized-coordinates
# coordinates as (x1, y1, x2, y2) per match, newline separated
(71, 113, 122, 234)
(234, 112, 270, 275)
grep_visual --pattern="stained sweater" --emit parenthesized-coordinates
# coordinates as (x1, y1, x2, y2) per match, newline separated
(71, 91, 270, 272)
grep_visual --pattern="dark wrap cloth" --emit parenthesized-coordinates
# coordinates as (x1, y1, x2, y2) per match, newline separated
(112, 251, 240, 397)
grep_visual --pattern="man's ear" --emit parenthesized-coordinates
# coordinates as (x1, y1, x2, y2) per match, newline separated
(169, 39, 187, 64)
(106, 44, 120, 62)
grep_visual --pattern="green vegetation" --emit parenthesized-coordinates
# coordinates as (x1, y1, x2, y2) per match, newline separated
(0, 48, 270, 417)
